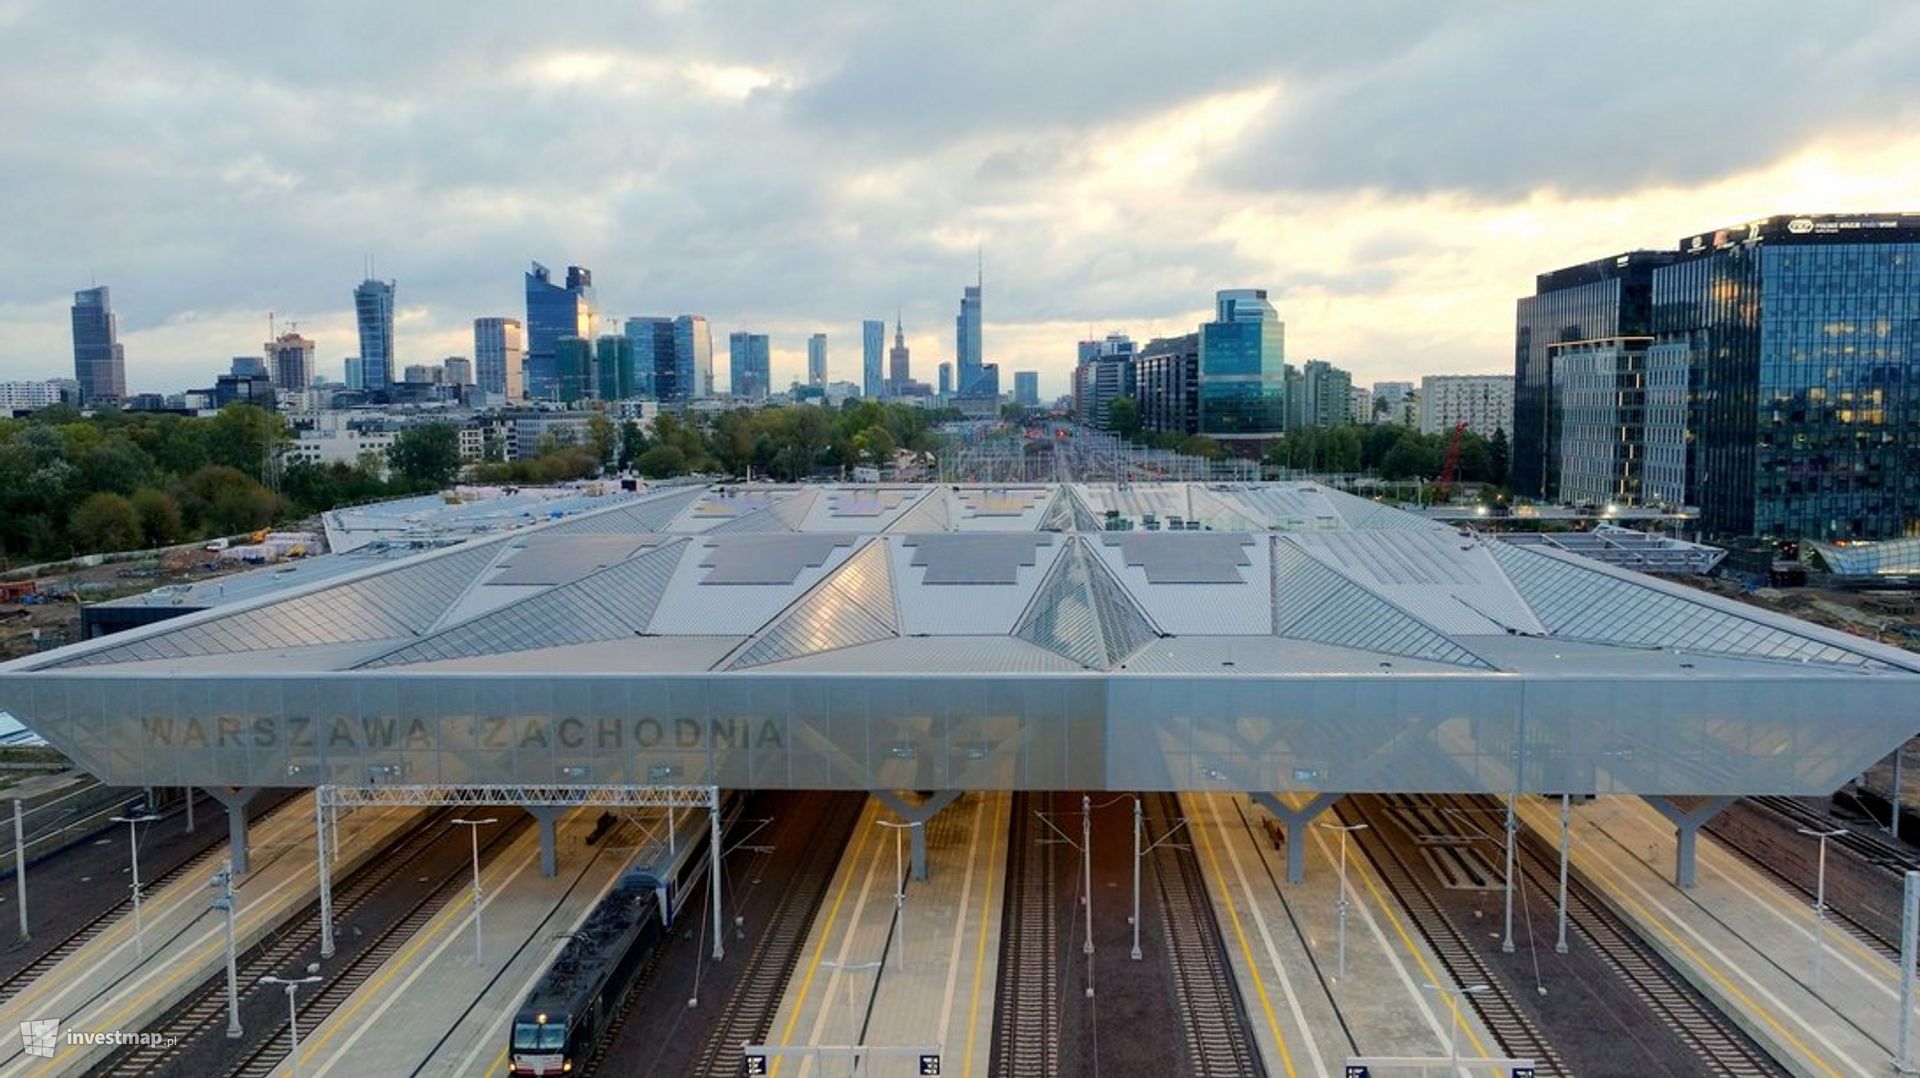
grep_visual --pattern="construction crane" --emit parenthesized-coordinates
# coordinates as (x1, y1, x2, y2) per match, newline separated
(1434, 422, 1468, 504)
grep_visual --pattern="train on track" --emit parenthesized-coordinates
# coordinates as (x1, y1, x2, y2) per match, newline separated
(508, 796, 742, 1077)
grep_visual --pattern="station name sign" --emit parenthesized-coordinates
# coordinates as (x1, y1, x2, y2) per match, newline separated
(139, 714, 790, 753)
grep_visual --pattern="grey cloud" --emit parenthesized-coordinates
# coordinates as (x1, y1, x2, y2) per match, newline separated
(1211, 1, 1920, 199)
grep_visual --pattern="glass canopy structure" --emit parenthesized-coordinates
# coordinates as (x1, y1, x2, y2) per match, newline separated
(3, 482, 1915, 799)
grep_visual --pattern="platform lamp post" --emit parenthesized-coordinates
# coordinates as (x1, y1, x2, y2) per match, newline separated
(451, 817, 496, 964)
(13, 798, 26, 944)
(876, 819, 921, 969)
(821, 958, 880, 1077)
(1424, 982, 1488, 1073)
(210, 861, 242, 1038)
(1131, 798, 1189, 961)
(110, 807, 162, 958)
(260, 974, 322, 1078)
(1317, 821, 1367, 979)
(1798, 826, 1846, 987)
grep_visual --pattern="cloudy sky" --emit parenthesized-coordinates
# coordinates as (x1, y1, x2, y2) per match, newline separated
(3, 1, 1919, 399)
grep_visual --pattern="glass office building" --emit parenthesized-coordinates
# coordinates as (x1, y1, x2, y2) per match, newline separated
(553, 337, 592, 404)
(1198, 289, 1288, 437)
(674, 315, 713, 400)
(595, 334, 634, 401)
(729, 332, 771, 400)
(353, 279, 396, 391)
(474, 317, 525, 401)
(524, 264, 596, 401)
(626, 316, 673, 401)
(70, 286, 126, 403)
(863, 320, 886, 399)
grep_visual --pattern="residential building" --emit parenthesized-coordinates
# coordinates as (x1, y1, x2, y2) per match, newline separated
(524, 263, 596, 400)
(474, 317, 525, 400)
(1289, 359, 1352, 429)
(808, 333, 828, 387)
(1372, 381, 1416, 425)
(353, 278, 396, 390)
(626, 317, 672, 401)
(729, 332, 771, 400)
(267, 333, 315, 392)
(862, 320, 886, 399)
(1135, 333, 1199, 435)
(595, 334, 634, 401)
(888, 318, 912, 394)
(1199, 289, 1289, 438)
(0, 379, 80, 414)
(553, 337, 593, 403)
(1013, 370, 1040, 408)
(1419, 374, 1513, 436)
(1072, 333, 1136, 429)
(674, 315, 714, 400)
(70, 286, 126, 403)
(1348, 386, 1373, 425)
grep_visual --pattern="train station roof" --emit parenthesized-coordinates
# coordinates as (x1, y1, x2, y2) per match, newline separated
(4, 482, 1916, 798)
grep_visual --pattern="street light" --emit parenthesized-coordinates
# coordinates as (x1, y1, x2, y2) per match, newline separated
(875, 820, 921, 969)
(1132, 798, 1189, 961)
(1316, 821, 1368, 979)
(1424, 982, 1488, 1072)
(209, 861, 241, 1038)
(1798, 826, 1847, 987)
(451, 818, 496, 964)
(259, 974, 323, 1077)
(1441, 805, 1515, 954)
(820, 958, 881, 1077)
(109, 808, 162, 958)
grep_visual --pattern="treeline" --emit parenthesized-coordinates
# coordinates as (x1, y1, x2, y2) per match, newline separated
(0, 399, 949, 563)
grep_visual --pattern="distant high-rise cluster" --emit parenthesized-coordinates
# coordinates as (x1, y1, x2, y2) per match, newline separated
(70, 286, 125, 403)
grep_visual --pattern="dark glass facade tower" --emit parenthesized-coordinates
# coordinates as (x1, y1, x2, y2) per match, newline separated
(524, 263, 596, 400)
(728, 332, 770, 400)
(1136, 333, 1200, 435)
(673, 315, 713, 400)
(626, 316, 674, 401)
(553, 337, 592, 404)
(70, 286, 125, 402)
(955, 279, 983, 394)
(353, 279, 396, 390)
(595, 334, 634, 401)
(862, 320, 886, 399)
(1511, 252, 1672, 499)
(1198, 289, 1288, 437)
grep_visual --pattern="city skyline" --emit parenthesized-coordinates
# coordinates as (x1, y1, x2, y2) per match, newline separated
(3, 5, 1919, 398)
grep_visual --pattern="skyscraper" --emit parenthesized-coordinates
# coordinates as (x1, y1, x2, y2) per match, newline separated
(674, 315, 714, 399)
(595, 334, 634, 401)
(626, 316, 675, 400)
(266, 332, 315, 392)
(1198, 288, 1289, 438)
(888, 317, 911, 394)
(938, 362, 952, 398)
(443, 356, 473, 386)
(70, 286, 125, 403)
(1014, 370, 1040, 407)
(344, 357, 366, 391)
(954, 272, 984, 395)
(553, 337, 593, 403)
(729, 332, 771, 400)
(862, 320, 886, 399)
(353, 278, 396, 391)
(808, 333, 828, 387)
(474, 317, 525, 400)
(524, 263, 597, 400)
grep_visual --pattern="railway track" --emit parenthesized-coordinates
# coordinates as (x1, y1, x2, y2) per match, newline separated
(989, 791, 1059, 1078)
(1143, 792, 1264, 1078)
(91, 807, 461, 1075)
(219, 815, 532, 1078)
(1711, 796, 1902, 958)
(0, 792, 300, 1009)
(1344, 794, 1568, 1077)
(676, 791, 865, 1077)
(1448, 794, 1785, 1078)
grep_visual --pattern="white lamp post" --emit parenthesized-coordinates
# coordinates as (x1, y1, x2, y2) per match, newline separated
(1317, 822, 1368, 979)
(875, 820, 921, 969)
(1424, 981, 1489, 1072)
(451, 817, 496, 964)
(210, 861, 242, 1038)
(1797, 826, 1847, 987)
(259, 974, 323, 1077)
(110, 808, 162, 958)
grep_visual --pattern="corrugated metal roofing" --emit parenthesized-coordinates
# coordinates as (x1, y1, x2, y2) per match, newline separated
(1289, 530, 1545, 636)
(729, 538, 899, 669)
(1087, 537, 1273, 636)
(489, 535, 656, 586)
(1272, 537, 1492, 669)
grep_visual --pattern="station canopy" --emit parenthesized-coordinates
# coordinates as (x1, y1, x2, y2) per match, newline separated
(3, 482, 1915, 798)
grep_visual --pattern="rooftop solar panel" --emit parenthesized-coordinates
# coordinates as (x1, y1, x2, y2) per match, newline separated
(1098, 533, 1254, 583)
(903, 534, 1052, 584)
(698, 535, 855, 584)
(489, 536, 656, 586)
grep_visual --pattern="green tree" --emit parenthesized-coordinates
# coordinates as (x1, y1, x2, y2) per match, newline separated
(177, 465, 279, 535)
(203, 404, 286, 483)
(617, 420, 649, 469)
(387, 423, 463, 489)
(129, 488, 184, 547)
(70, 492, 144, 553)
(1107, 396, 1142, 439)
(635, 444, 688, 479)
(585, 413, 617, 466)
(1488, 428, 1510, 486)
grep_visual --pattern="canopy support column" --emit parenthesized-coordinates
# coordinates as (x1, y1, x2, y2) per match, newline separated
(872, 790, 961, 881)
(1643, 795, 1734, 888)
(205, 787, 258, 876)
(1251, 792, 1343, 884)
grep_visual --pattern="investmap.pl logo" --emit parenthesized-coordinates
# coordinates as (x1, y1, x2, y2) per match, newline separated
(20, 1019, 176, 1059)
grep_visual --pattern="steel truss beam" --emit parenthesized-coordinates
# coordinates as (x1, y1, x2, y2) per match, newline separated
(315, 783, 719, 810)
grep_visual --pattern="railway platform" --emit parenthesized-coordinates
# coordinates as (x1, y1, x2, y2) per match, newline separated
(290, 806, 639, 1077)
(0, 793, 418, 1075)
(1515, 795, 1908, 1078)
(1187, 791, 1505, 1078)
(763, 791, 1008, 1078)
